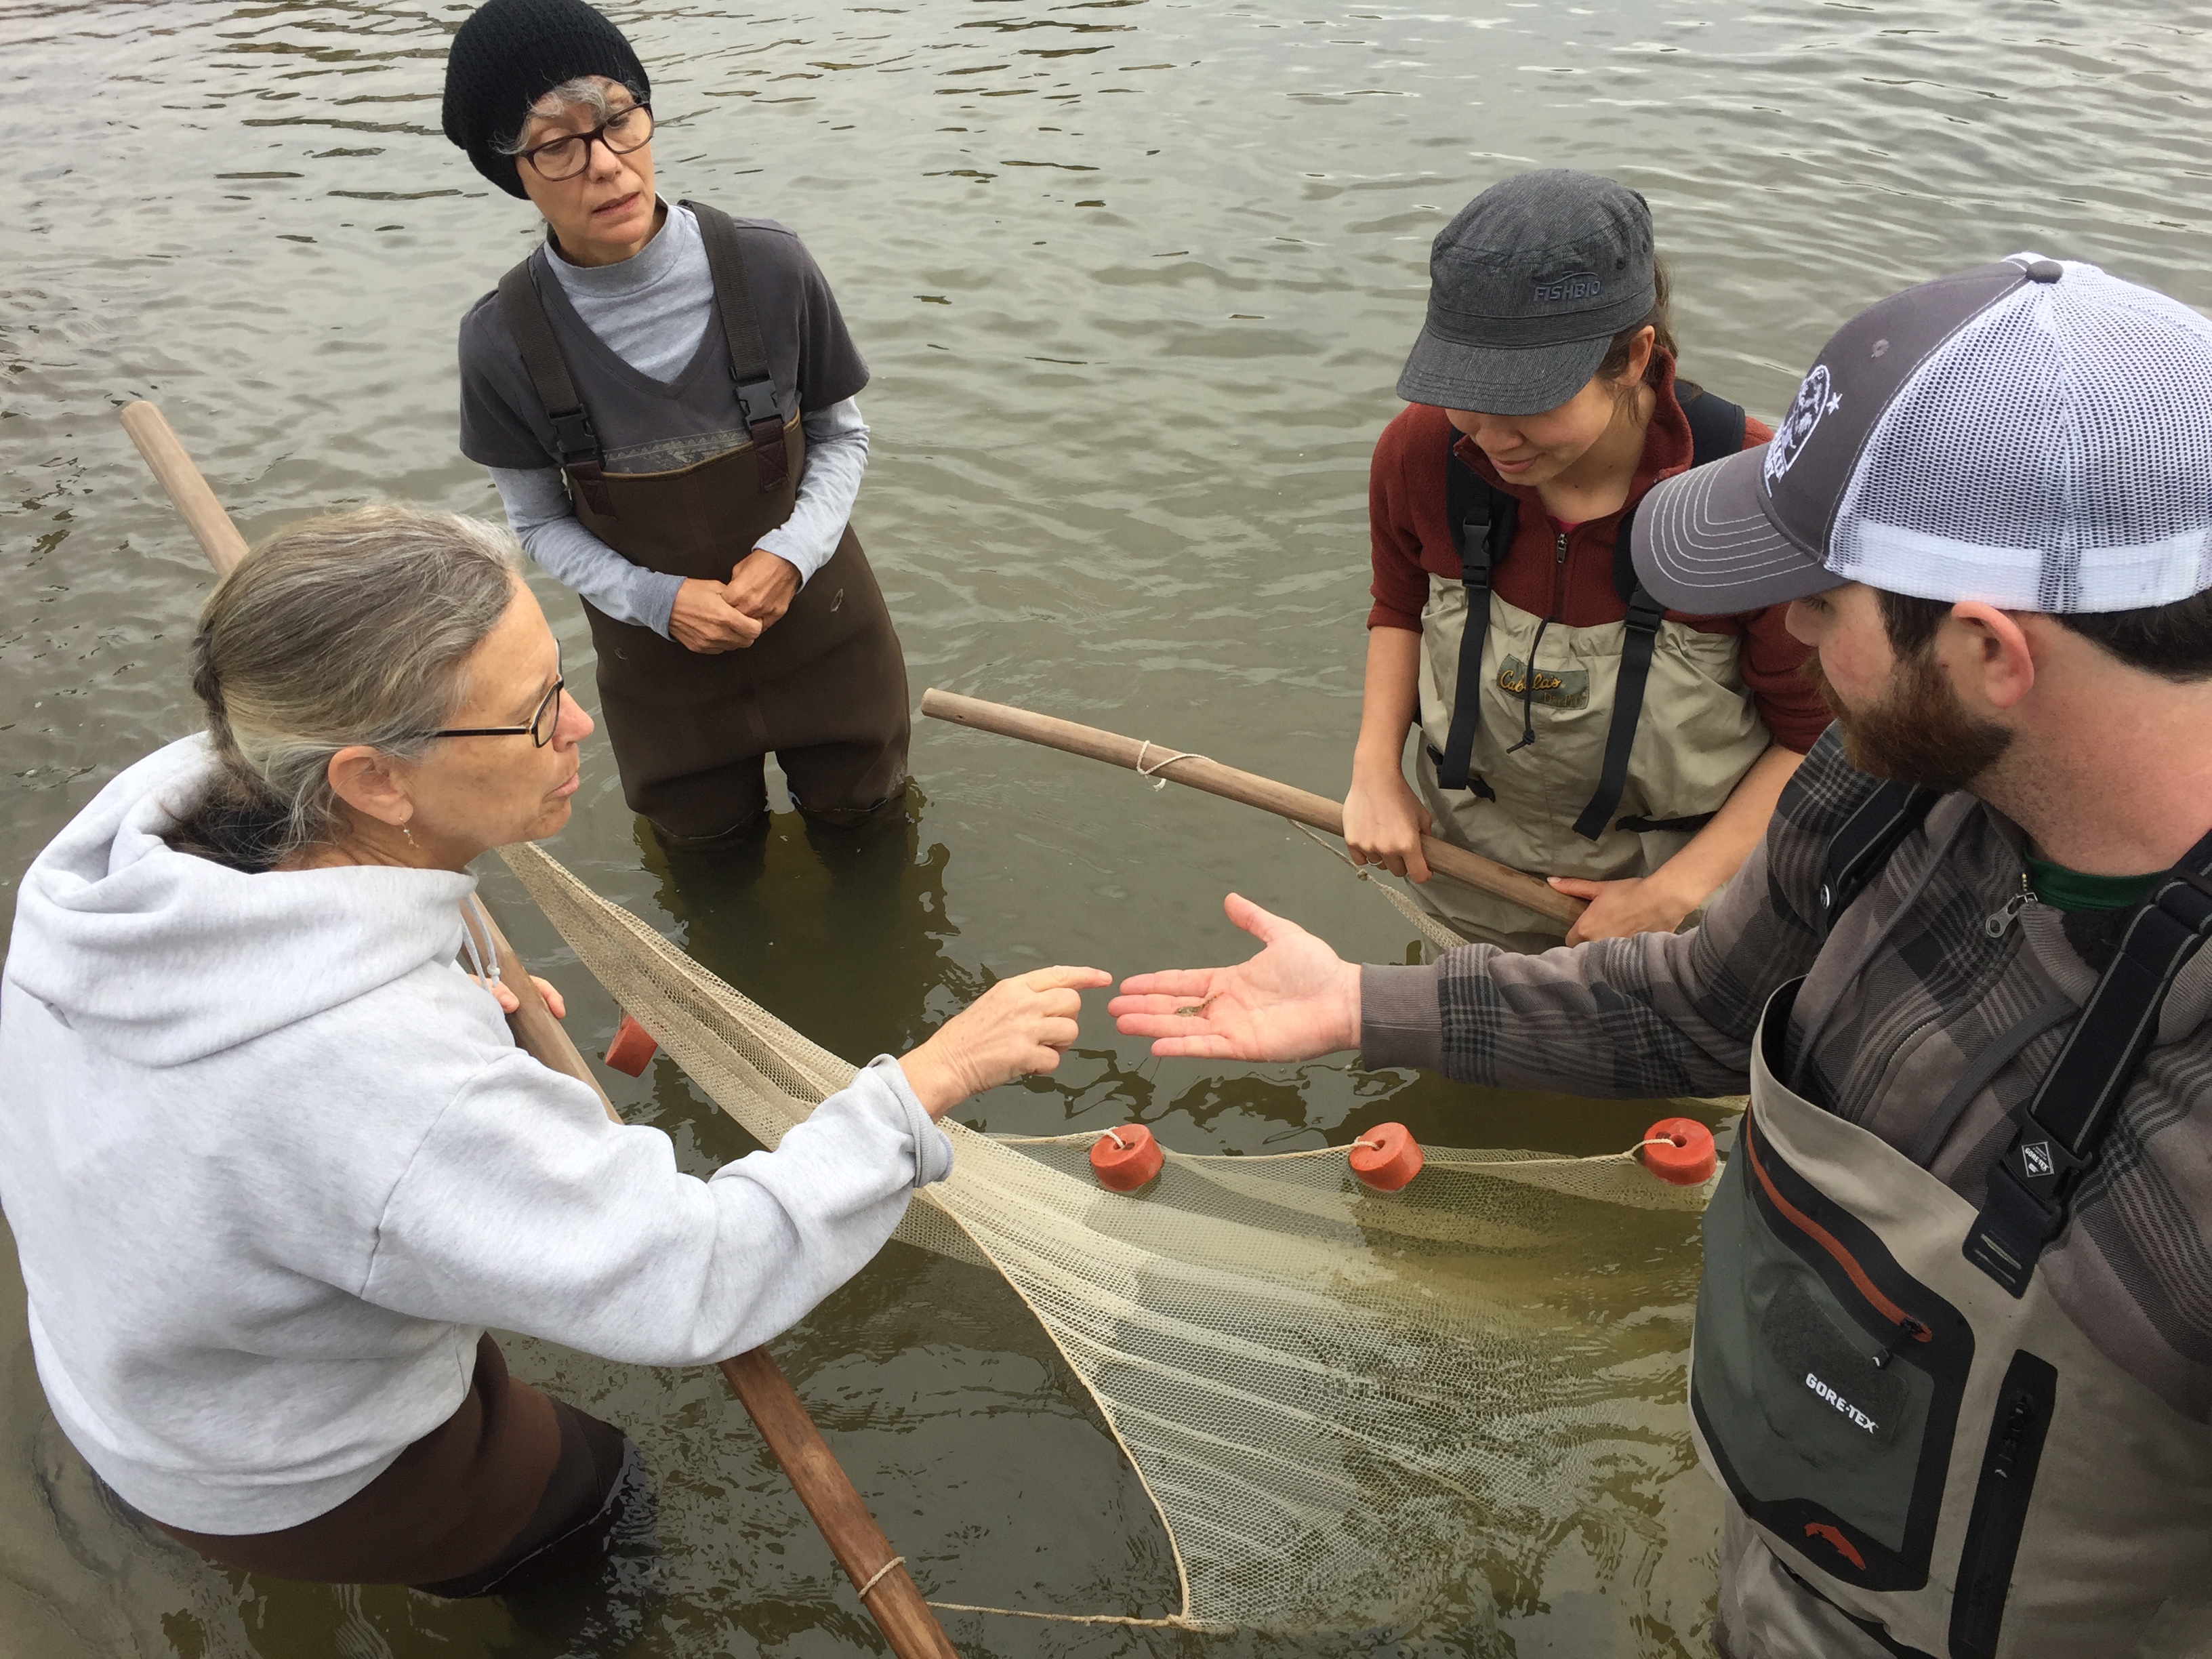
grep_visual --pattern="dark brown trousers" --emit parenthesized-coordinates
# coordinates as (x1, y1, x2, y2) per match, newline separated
(157, 1336, 630, 1596)
(587, 529, 911, 843)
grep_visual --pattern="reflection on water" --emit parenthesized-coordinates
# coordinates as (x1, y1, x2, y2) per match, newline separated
(640, 785, 981, 1067)
(4, 0, 2209, 1652)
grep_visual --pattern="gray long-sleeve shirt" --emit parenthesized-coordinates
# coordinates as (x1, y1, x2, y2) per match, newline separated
(473, 203, 870, 636)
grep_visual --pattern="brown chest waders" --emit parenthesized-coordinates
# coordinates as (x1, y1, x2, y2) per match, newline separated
(1411, 390, 1768, 950)
(497, 201, 909, 844)
(1694, 785, 2212, 1658)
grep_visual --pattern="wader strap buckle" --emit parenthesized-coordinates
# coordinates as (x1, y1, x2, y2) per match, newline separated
(734, 375, 789, 492)
(1571, 587, 1666, 842)
(1423, 745, 1495, 800)
(497, 258, 617, 520)
(1964, 832, 2212, 1296)
(687, 201, 792, 498)
(547, 407, 614, 516)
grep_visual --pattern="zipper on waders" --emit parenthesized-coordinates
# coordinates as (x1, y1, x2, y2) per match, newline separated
(1744, 1113, 1936, 1356)
(1948, 1351, 2059, 1659)
(1507, 529, 1573, 754)
(1985, 872, 2040, 939)
(1871, 1315, 1929, 1371)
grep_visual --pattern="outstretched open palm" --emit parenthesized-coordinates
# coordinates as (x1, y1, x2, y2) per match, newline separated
(1109, 894, 1359, 1061)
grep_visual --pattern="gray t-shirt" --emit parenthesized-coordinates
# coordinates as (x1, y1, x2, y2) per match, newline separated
(457, 211, 869, 472)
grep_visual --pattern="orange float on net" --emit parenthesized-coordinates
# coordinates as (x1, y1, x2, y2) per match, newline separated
(604, 1013, 659, 1077)
(1641, 1116, 1717, 1185)
(1349, 1122, 1424, 1192)
(1090, 1124, 1164, 1193)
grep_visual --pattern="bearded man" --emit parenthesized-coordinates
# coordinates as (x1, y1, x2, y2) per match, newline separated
(1110, 255, 2212, 1658)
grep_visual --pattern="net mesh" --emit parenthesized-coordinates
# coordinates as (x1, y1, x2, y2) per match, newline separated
(503, 842, 1722, 1633)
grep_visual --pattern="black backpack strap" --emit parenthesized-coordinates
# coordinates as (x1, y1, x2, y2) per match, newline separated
(684, 201, 790, 495)
(1964, 833, 2212, 1296)
(1573, 387, 1751, 841)
(1434, 433, 1515, 794)
(496, 257, 615, 518)
(1816, 780, 1944, 937)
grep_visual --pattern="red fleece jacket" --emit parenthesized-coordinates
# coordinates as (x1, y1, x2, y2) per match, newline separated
(1366, 354, 1830, 754)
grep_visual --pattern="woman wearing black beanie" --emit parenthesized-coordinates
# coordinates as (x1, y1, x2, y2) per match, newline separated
(444, 0, 910, 853)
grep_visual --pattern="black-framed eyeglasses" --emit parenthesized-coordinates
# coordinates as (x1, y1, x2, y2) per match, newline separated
(518, 103, 654, 182)
(428, 664, 567, 747)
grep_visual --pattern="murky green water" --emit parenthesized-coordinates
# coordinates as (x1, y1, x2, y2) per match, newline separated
(4, 0, 2209, 1653)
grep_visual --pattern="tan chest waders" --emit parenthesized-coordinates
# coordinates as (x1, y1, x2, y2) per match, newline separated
(1412, 392, 1770, 949)
(498, 202, 909, 841)
(1694, 783, 2212, 1658)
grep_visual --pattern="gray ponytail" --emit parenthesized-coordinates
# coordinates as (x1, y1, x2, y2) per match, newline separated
(177, 506, 522, 868)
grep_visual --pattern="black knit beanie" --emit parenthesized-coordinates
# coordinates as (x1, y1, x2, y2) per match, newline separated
(442, 0, 651, 199)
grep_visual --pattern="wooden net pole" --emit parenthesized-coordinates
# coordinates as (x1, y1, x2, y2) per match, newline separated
(919, 687, 1583, 929)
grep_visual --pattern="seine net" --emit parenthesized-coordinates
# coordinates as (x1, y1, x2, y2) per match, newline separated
(504, 842, 1720, 1634)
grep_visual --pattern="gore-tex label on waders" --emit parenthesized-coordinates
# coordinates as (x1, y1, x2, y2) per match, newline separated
(1761, 1279, 1909, 1448)
(1806, 1370, 1881, 1433)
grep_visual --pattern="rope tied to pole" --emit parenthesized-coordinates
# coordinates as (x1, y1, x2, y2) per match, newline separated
(854, 1555, 907, 1600)
(1134, 739, 1209, 791)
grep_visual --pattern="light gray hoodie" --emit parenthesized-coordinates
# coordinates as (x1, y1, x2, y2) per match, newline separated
(0, 738, 952, 1534)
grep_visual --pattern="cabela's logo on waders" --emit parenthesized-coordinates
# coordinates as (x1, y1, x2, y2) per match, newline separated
(1764, 363, 1841, 487)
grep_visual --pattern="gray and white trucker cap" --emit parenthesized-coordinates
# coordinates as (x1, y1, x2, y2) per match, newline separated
(1398, 170, 1658, 417)
(1631, 255, 2212, 615)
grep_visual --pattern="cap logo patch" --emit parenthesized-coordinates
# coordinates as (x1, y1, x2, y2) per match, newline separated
(1532, 271, 1602, 304)
(1765, 364, 1842, 488)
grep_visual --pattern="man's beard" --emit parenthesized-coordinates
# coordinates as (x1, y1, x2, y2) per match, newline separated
(1801, 648, 2013, 793)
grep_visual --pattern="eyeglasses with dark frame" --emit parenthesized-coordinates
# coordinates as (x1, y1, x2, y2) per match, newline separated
(517, 103, 654, 182)
(427, 663, 567, 747)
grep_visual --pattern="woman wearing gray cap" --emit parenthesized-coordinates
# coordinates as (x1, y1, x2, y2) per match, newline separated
(1347, 170, 1829, 951)
(441, 0, 907, 852)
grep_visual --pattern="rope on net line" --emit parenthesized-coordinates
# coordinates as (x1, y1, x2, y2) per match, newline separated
(987, 1129, 1674, 1168)
(926, 1601, 1227, 1631)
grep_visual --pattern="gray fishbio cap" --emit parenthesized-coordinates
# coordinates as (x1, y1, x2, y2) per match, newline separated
(1397, 170, 1658, 417)
(1633, 255, 2212, 615)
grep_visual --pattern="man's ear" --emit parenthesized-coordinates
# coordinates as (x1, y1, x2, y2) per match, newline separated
(1945, 601, 2036, 713)
(325, 745, 413, 830)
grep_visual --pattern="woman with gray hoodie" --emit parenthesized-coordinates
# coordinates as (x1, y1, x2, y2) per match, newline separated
(0, 506, 1104, 1595)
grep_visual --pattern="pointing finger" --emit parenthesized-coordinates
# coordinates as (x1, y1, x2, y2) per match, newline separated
(1017, 964, 1115, 991)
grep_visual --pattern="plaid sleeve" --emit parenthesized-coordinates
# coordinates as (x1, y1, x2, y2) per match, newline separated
(1427, 726, 1883, 1097)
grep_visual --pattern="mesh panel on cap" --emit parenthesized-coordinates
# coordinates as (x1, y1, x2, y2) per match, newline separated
(1829, 260, 2212, 612)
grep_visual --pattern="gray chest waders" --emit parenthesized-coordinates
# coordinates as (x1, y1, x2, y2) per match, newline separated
(1693, 782, 2212, 1657)
(1429, 388, 1747, 838)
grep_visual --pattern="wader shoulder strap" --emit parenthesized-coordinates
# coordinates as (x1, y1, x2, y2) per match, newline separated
(1571, 389, 1750, 842)
(683, 201, 790, 495)
(1965, 831, 2212, 1296)
(1435, 432, 1514, 795)
(496, 258, 615, 517)
(1816, 779, 1944, 937)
